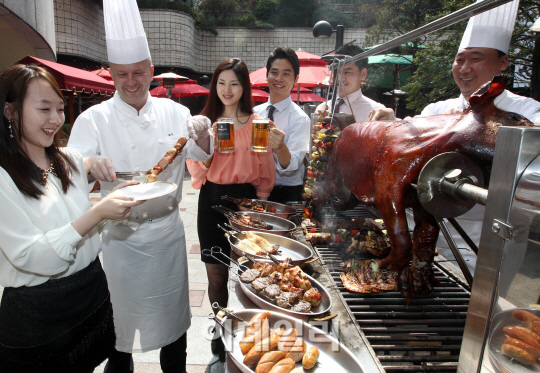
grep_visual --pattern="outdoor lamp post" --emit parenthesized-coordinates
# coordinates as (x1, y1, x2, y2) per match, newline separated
(313, 20, 344, 51)
(153, 72, 189, 100)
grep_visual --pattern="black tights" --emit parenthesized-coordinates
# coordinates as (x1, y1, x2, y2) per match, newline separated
(104, 332, 187, 373)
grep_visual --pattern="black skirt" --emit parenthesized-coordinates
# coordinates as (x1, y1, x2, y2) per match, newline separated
(0, 258, 115, 373)
(198, 180, 257, 264)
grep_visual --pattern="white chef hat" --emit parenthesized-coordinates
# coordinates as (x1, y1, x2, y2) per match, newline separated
(103, 0, 151, 64)
(459, 0, 520, 54)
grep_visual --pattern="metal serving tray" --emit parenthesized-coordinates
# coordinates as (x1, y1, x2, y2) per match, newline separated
(236, 260, 332, 321)
(220, 309, 364, 373)
(227, 230, 313, 265)
(228, 211, 298, 236)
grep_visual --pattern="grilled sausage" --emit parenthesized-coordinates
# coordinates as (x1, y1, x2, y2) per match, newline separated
(514, 326, 540, 342)
(244, 312, 271, 338)
(504, 337, 540, 360)
(501, 343, 536, 365)
(268, 358, 296, 373)
(302, 346, 320, 369)
(255, 351, 287, 373)
(243, 334, 279, 367)
(512, 310, 540, 330)
(504, 326, 540, 350)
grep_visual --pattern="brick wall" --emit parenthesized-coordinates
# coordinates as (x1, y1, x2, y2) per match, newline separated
(54, 0, 368, 74)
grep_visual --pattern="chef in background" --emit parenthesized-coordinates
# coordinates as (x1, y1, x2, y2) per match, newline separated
(67, 0, 213, 372)
(316, 44, 386, 122)
(371, 0, 540, 252)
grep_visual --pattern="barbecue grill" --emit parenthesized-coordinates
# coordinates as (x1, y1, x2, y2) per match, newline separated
(291, 126, 540, 373)
(289, 203, 471, 372)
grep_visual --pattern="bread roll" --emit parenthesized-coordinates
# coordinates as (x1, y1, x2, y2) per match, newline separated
(278, 328, 298, 352)
(255, 351, 287, 373)
(240, 318, 270, 355)
(268, 358, 296, 373)
(302, 346, 320, 369)
(244, 312, 271, 337)
(243, 334, 279, 367)
(285, 339, 306, 362)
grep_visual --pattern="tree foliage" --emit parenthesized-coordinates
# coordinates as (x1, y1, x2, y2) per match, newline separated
(402, 0, 472, 113)
(253, 0, 279, 23)
(312, 6, 353, 28)
(273, 0, 318, 27)
(199, 0, 239, 21)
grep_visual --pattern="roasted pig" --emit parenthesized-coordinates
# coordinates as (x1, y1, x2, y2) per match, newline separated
(317, 76, 533, 297)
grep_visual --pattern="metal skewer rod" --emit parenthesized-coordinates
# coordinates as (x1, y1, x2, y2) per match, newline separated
(325, 0, 514, 70)
(435, 217, 473, 287)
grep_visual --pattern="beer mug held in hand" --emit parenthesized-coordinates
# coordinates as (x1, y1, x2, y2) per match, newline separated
(217, 118, 235, 153)
(251, 117, 270, 152)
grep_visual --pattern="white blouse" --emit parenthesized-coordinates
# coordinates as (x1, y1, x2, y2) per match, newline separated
(0, 148, 100, 288)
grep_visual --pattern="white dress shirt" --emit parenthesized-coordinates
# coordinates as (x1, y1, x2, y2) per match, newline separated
(254, 97, 311, 187)
(0, 148, 98, 288)
(316, 88, 385, 122)
(418, 90, 540, 250)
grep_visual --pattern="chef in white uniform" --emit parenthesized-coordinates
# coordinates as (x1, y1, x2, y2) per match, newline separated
(422, 0, 540, 252)
(67, 1, 213, 372)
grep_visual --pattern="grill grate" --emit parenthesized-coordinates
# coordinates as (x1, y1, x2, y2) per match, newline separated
(316, 245, 470, 373)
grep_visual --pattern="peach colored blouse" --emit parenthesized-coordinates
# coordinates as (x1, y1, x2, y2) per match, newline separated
(186, 114, 276, 198)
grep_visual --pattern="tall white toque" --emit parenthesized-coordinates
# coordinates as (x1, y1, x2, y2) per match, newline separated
(459, 0, 520, 54)
(104, 0, 151, 64)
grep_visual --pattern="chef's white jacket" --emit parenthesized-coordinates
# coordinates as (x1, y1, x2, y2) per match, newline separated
(68, 94, 212, 353)
(419, 90, 540, 251)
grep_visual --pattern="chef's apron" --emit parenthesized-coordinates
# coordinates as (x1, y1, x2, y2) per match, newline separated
(101, 210, 191, 353)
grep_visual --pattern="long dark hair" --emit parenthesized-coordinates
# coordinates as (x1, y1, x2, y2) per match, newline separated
(201, 58, 253, 123)
(0, 64, 77, 199)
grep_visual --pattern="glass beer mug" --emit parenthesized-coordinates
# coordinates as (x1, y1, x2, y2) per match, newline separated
(251, 117, 270, 152)
(217, 117, 235, 153)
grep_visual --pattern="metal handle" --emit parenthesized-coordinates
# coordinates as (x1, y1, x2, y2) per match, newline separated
(202, 246, 248, 272)
(212, 302, 246, 323)
(221, 195, 240, 203)
(208, 312, 237, 338)
(224, 222, 242, 233)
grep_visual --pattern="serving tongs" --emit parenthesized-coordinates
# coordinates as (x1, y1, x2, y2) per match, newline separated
(221, 195, 242, 204)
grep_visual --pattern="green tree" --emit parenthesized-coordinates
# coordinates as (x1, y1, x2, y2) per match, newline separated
(253, 0, 279, 23)
(511, 0, 540, 100)
(273, 0, 318, 27)
(312, 6, 353, 28)
(404, 0, 539, 112)
(199, 0, 239, 22)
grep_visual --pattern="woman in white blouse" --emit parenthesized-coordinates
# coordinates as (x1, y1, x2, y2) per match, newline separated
(0, 64, 144, 373)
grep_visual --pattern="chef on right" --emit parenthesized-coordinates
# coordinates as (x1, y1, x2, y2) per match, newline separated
(421, 0, 540, 251)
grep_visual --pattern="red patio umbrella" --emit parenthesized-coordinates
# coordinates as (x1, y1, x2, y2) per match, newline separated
(149, 79, 209, 98)
(290, 87, 325, 103)
(249, 49, 330, 89)
(251, 89, 270, 102)
(91, 68, 113, 81)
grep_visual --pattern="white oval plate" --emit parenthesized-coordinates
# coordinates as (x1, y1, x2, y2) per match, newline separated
(113, 181, 177, 201)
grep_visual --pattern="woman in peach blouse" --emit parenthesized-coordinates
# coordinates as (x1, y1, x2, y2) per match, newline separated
(186, 58, 275, 357)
